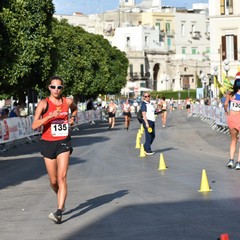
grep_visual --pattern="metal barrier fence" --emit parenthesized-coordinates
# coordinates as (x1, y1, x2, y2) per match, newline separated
(0, 108, 122, 152)
(191, 104, 229, 135)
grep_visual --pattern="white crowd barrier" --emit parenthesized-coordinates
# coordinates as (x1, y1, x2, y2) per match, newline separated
(0, 108, 123, 149)
(191, 104, 229, 134)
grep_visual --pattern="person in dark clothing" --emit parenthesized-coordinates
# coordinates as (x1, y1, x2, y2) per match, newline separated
(86, 98, 95, 110)
(141, 92, 156, 155)
(9, 102, 20, 118)
(86, 98, 95, 124)
(0, 108, 9, 119)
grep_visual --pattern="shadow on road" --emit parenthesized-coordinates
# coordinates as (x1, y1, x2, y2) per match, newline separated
(62, 190, 129, 223)
(60, 197, 240, 240)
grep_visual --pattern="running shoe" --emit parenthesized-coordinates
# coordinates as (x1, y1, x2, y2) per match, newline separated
(145, 151, 155, 156)
(235, 162, 240, 170)
(49, 209, 62, 224)
(226, 159, 234, 168)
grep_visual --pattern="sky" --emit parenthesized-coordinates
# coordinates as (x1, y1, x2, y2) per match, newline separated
(53, 0, 208, 15)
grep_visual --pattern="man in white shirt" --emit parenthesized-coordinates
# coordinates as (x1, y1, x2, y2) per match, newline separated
(141, 92, 156, 155)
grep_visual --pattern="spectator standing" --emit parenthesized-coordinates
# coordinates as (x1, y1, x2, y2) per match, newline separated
(107, 99, 117, 130)
(0, 108, 9, 119)
(86, 98, 95, 125)
(220, 93, 227, 108)
(9, 102, 20, 118)
(141, 92, 156, 155)
(133, 100, 138, 114)
(122, 99, 131, 130)
(32, 76, 78, 224)
(224, 73, 240, 170)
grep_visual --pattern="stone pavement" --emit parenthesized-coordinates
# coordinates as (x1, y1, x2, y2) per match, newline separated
(0, 109, 239, 240)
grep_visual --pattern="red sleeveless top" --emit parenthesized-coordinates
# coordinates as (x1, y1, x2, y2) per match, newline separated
(42, 97, 69, 141)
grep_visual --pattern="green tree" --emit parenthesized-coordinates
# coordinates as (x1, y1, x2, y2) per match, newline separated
(0, 1, 129, 102)
(104, 45, 128, 94)
(0, 0, 54, 102)
(51, 19, 128, 100)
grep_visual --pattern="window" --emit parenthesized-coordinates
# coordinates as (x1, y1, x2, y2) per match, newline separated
(145, 36, 148, 47)
(222, 35, 238, 60)
(140, 64, 144, 77)
(227, 0, 233, 14)
(125, 0, 129, 2)
(166, 22, 170, 34)
(191, 24, 196, 33)
(220, 0, 233, 15)
(126, 37, 130, 47)
(129, 64, 133, 77)
(156, 22, 160, 30)
(192, 48, 197, 54)
(159, 35, 164, 42)
(181, 23, 185, 37)
(167, 37, 171, 49)
(182, 47, 186, 54)
(206, 23, 209, 34)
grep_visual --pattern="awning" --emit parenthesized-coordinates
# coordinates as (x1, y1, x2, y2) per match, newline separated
(139, 87, 153, 92)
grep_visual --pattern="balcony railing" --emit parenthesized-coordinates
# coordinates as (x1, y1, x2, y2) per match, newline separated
(129, 72, 149, 81)
(190, 31, 201, 39)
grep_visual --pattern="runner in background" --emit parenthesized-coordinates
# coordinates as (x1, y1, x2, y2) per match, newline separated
(185, 97, 191, 117)
(107, 99, 117, 130)
(224, 73, 240, 170)
(169, 98, 174, 113)
(158, 96, 167, 127)
(122, 99, 131, 130)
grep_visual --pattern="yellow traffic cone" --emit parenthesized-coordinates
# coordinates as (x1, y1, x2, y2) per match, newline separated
(140, 124, 144, 134)
(138, 129, 142, 138)
(158, 153, 167, 170)
(135, 134, 141, 149)
(140, 144, 146, 157)
(198, 169, 212, 192)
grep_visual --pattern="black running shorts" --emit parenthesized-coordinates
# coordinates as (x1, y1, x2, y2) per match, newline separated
(41, 136, 73, 159)
(108, 112, 115, 118)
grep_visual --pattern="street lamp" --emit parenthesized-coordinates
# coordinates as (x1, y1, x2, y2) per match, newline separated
(200, 72, 206, 98)
(165, 77, 169, 90)
(213, 66, 218, 98)
(223, 59, 230, 77)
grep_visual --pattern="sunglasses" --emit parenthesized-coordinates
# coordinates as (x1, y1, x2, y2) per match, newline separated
(50, 85, 63, 90)
(144, 95, 150, 98)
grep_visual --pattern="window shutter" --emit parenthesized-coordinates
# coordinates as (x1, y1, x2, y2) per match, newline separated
(221, 36, 226, 60)
(220, 0, 225, 15)
(234, 35, 238, 60)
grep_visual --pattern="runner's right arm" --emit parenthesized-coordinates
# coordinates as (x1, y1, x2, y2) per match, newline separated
(32, 100, 59, 130)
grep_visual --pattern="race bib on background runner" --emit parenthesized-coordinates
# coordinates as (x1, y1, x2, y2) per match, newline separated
(230, 101, 240, 111)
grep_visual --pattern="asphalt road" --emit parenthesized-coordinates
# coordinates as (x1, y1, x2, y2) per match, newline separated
(0, 109, 239, 240)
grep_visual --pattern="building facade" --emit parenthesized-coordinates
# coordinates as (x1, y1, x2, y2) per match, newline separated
(209, 0, 240, 86)
(54, 0, 213, 97)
